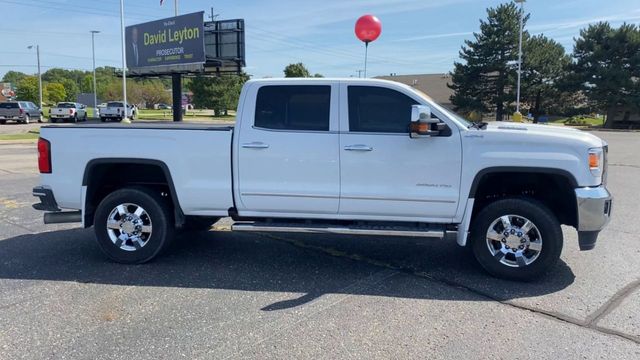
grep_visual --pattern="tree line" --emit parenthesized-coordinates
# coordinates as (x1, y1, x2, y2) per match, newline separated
(449, 2, 640, 127)
(2, 67, 171, 107)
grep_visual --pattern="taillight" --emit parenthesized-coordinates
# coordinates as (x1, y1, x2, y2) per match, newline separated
(19, 108, 24, 115)
(37, 138, 51, 174)
(69, 109, 74, 115)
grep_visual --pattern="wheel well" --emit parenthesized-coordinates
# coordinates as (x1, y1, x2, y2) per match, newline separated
(470, 171, 577, 227)
(83, 160, 184, 227)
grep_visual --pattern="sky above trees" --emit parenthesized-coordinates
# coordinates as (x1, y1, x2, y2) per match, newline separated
(1, 0, 639, 79)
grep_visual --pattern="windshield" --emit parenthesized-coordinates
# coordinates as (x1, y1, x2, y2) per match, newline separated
(56, 103, 76, 108)
(107, 102, 123, 107)
(0, 102, 19, 109)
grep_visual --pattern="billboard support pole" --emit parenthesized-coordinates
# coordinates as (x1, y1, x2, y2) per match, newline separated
(172, 74, 182, 122)
(119, 0, 128, 120)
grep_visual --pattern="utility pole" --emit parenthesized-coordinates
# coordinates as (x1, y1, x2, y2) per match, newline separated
(119, 0, 128, 120)
(356, 70, 364, 78)
(27, 45, 43, 109)
(514, 0, 526, 118)
(90, 30, 100, 118)
(209, 6, 219, 21)
(174, 0, 178, 16)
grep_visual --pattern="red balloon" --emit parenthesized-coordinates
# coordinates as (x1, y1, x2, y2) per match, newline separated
(355, 15, 382, 43)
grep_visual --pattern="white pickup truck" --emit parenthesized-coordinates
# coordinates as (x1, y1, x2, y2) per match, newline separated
(49, 102, 88, 123)
(32, 79, 612, 280)
(99, 101, 137, 122)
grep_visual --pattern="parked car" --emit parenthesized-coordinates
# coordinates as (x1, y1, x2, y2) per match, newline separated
(100, 101, 137, 122)
(156, 103, 171, 110)
(49, 102, 88, 123)
(0, 101, 43, 124)
(32, 78, 612, 281)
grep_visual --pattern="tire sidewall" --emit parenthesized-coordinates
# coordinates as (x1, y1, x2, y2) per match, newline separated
(470, 198, 563, 281)
(94, 188, 173, 264)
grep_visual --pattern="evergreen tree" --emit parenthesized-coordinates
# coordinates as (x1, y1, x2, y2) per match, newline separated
(521, 35, 571, 122)
(449, 3, 527, 121)
(571, 22, 640, 127)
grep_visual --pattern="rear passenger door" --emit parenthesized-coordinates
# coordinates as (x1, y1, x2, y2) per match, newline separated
(236, 83, 341, 215)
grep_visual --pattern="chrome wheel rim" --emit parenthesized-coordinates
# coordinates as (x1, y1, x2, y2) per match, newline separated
(106, 203, 152, 251)
(485, 214, 542, 268)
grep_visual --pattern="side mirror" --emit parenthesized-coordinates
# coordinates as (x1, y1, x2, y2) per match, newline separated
(410, 105, 439, 138)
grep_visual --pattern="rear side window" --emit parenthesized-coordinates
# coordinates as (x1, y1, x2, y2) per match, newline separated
(107, 102, 124, 107)
(255, 85, 330, 131)
(57, 103, 76, 108)
(348, 86, 418, 133)
(0, 103, 19, 109)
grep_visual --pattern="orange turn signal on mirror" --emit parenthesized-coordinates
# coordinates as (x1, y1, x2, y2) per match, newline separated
(589, 153, 599, 169)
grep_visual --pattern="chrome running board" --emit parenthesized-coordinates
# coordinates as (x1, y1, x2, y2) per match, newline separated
(231, 222, 446, 238)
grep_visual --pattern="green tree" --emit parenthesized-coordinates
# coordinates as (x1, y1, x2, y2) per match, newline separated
(45, 82, 66, 103)
(449, 3, 527, 121)
(189, 74, 249, 116)
(60, 78, 79, 102)
(284, 63, 311, 78)
(521, 35, 571, 122)
(2, 70, 27, 85)
(16, 76, 42, 103)
(570, 22, 640, 127)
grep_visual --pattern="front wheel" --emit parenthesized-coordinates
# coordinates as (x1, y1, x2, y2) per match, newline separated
(94, 187, 175, 264)
(469, 198, 563, 281)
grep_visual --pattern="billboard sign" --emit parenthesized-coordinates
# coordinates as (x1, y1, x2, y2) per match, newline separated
(125, 12, 205, 70)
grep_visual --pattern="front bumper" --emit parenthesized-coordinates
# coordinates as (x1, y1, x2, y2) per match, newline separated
(575, 186, 612, 250)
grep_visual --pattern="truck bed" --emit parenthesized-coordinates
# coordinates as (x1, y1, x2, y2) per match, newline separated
(39, 123, 235, 217)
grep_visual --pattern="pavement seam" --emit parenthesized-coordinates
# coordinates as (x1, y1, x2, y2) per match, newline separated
(585, 278, 640, 328)
(262, 233, 640, 345)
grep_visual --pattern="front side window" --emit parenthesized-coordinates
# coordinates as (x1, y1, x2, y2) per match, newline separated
(255, 85, 330, 131)
(348, 86, 418, 133)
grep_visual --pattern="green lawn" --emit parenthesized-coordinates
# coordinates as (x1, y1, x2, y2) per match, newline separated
(550, 116, 604, 127)
(136, 109, 235, 122)
(0, 131, 39, 141)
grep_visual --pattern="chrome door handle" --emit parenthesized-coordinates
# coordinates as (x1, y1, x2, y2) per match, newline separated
(344, 144, 373, 151)
(242, 142, 269, 149)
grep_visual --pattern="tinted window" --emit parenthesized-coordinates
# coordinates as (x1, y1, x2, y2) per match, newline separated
(348, 86, 418, 133)
(107, 102, 124, 107)
(0, 102, 19, 109)
(255, 85, 330, 131)
(57, 103, 76, 108)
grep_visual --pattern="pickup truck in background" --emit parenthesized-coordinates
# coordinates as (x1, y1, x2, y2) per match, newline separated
(49, 102, 88, 123)
(0, 101, 43, 124)
(32, 78, 612, 281)
(100, 101, 137, 122)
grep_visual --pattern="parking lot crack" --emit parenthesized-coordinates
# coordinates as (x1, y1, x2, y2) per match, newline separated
(262, 233, 640, 345)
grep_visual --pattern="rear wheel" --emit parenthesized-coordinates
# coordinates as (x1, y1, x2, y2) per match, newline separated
(23, 115, 30, 124)
(73, 114, 78, 123)
(94, 187, 175, 264)
(100, 117, 106, 122)
(470, 198, 563, 281)
(83, 112, 88, 121)
(0, 120, 5, 125)
(51, 118, 57, 123)
(38, 114, 43, 123)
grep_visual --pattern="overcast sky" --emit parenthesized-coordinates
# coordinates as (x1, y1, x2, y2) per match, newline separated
(1, 0, 639, 80)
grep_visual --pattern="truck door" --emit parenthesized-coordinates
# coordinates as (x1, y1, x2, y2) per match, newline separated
(338, 84, 462, 221)
(236, 83, 340, 215)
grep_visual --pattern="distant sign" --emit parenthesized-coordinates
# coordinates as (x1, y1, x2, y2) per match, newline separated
(125, 12, 205, 70)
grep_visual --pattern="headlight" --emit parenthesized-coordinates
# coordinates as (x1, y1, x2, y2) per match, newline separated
(588, 147, 604, 177)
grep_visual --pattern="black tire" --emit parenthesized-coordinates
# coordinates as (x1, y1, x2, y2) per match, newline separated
(93, 187, 175, 264)
(73, 114, 78, 123)
(469, 198, 563, 281)
(24, 115, 30, 124)
(0, 120, 6, 125)
(50, 118, 57, 124)
(38, 114, 43, 123)
(83, 113, 88, 121)
(100, 117, 106, 122)
(182, 216, 220, 232)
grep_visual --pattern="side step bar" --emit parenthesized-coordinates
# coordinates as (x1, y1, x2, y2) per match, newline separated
(44, 211, 82, 224)
(232, 222, 447, 238)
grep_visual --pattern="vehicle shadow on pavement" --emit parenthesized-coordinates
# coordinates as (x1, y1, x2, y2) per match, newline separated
(0, 228, 575, 311)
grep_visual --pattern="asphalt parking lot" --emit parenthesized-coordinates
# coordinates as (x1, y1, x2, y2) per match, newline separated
(0, 129, 639, 359)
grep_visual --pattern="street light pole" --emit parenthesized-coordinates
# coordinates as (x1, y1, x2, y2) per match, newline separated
(515, 0, 525, 115)
(119, 0, 128, 120)
(90, 30, 100, 119)
(174, 0, 178, 16)
(28, 45, 43, 108)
